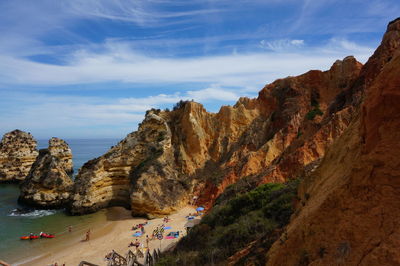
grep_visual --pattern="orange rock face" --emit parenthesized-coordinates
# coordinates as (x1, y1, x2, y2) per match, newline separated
(71, 53, 363, 216)
(195, 55, 362, 208)
(266, 17, 400, 266)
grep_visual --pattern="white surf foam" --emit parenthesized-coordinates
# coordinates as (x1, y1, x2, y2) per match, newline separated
(8, 208, 58, 218)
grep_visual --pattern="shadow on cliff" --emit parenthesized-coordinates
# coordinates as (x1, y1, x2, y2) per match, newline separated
(104, 206, 133, 221)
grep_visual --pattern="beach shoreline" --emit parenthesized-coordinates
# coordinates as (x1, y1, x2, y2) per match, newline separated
(16, 206, 197, 266)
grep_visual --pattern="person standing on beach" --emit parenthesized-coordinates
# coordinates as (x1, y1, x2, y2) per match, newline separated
(68, 225, 72, 233)
(85, 229, 91, 241)
(146, 235, 149, 248)
(192, 195, 198, 205)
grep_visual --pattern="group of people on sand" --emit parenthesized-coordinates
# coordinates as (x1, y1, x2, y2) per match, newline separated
(128, 238, 141, 248)
(132, 222, 148, 231)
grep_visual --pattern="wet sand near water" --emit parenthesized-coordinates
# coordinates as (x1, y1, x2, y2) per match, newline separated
(20, 206, 197, 266)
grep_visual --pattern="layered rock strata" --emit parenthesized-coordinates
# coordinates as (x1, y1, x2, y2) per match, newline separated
(266, 17, 400, 265)
(48, 137, 73, 174)
(0, 130, 38, 182)
(19, 139, 73, 208)
(70, 55, 362, 216)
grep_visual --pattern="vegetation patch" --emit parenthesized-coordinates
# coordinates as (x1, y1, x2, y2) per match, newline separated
(157, 179, 299, 266)
(306, 107, 323, 120)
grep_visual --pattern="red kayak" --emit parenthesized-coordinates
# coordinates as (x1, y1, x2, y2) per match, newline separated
(20, 235, 39, 240)
(40, 233, 55, 238)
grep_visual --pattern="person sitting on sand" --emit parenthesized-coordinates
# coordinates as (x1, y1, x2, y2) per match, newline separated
(128, 242, 135, 247)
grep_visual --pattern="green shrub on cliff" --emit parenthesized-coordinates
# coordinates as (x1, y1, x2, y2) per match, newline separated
(156, 179, 299, 266)
(306, 108, 323, 120)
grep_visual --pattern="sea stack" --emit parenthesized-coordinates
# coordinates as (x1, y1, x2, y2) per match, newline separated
(48, 137, 73, 174)
(0, 130, 39, 182)
(19, 138, 73, 208)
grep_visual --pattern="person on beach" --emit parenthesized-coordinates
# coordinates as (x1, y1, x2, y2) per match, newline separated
(85, 229, 91, 241)
(141, 225, 145, 234)
(134, 238, 140, 247)
(191, 195, 198, 205)
(105, 252, 112, 261)
(146, 235, 149, 248)
(68, 225, 72, 233)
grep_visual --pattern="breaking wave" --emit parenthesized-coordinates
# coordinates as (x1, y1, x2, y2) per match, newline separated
(8, 208, 59, 218)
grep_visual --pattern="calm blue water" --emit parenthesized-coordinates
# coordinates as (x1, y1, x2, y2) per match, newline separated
(0, 139, 119, 263)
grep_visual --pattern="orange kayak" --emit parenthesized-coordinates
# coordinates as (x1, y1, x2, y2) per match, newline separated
(20, 235, 39, 240)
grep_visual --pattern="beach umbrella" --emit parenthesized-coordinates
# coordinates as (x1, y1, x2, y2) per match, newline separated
(196, 207, 205, 212)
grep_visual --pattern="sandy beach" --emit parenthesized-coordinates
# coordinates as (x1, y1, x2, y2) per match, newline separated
(19, 206, 198, 266)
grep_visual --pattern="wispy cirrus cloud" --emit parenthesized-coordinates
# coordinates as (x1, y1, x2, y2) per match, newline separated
(0, 37, 373, 88)
(259, 39, 305, 51)
(64, 0, 225, 27)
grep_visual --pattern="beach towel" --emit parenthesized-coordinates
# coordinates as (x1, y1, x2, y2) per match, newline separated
(167, 231, 179, 238)
(187, 216, 194, 220)
(165, 236, 175, 239)
(164, 226, 172, 230)
(133, 232, 143, 237)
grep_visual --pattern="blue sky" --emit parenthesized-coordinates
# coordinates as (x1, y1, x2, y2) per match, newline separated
(0, 0, 398, 139)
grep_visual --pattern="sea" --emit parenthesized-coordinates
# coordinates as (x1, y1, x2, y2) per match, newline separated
(0, 139, 119, 264)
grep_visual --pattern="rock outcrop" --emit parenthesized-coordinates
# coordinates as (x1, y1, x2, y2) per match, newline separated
(0, 130, 38, 182)
(48, 137, 73, 174)
(69, 54, 362, 216)
(19, 138, 73, 208)
(266, 17, 400, 265)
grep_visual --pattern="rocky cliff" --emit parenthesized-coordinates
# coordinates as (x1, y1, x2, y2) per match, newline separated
(0, 130, 39, 182)
(19, 138, 73, 208)
(69, 53, 362, 216)
(266, 17, 400, 265)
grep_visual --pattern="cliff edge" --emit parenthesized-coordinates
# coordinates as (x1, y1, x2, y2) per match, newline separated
(266, 17, 400, 266)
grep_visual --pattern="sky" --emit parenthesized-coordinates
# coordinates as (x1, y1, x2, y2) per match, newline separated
(0, 0, 398, 139)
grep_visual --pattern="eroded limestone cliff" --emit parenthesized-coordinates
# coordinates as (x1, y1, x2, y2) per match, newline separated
(19, 138, 73, 208)
(70, 53, 362, 217)
(266, 17, 400, 266)
(0, 130, 38, 182)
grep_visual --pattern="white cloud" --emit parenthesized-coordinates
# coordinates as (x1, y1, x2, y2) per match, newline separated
(260, 39, 305, 51)
(320, 38, 374, 55)
(64, 0, 224, 27)
(290, 39, 304, 45)
(0, 36, 373, 89)
(0, 86, 246, 138)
